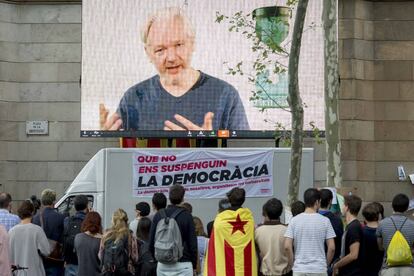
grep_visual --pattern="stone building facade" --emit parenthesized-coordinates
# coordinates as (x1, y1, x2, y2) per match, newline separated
(0, 0, 413, 214)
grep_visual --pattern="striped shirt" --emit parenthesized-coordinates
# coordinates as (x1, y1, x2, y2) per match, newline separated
(285, 212, 336, 273)
(0, 209, 20, 232)
(376, 214, 414, 268)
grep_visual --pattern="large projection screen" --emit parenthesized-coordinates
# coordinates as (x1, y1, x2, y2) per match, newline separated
(81, 0, 326, 138)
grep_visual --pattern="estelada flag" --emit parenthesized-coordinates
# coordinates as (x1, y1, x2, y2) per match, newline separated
(204, 207, 257, 276)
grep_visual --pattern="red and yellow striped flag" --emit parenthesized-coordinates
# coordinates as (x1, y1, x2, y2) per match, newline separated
(204, 208, 257, 276)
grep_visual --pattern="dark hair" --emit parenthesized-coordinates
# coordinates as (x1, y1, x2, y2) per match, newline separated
(136, 217, 152, 241)
(81, 211, 102, 234)
(344, 195, 362, 216)
(392, 194, 409, 213)
(30, 195, 41, 211)
(218, 198, 231, 212)
(372, 202, 384, 219)
(0, 193, 11, 209)
(181, 202, 192, 214)
(74, 195, 89, 211)
(263, 198, 283, 220)
(362, 203, 379, 222)
(169, 184, 185, 205)
(227, 187, 245, 207)
(320, 189, 333, 209)
(291, 201, 305, 217)
(135, 202, 151, 217)
(152, 193, 167, 210)
(17, 200, 34, 219)
(303, 188, 321, 208)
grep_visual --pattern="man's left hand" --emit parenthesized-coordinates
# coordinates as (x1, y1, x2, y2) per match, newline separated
(164, 112, 214, 130)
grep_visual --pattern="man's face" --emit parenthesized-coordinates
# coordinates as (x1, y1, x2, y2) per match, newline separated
(145, 18, 194, 83)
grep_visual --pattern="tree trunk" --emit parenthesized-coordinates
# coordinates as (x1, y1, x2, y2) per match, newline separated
(287, 0, 308, 206)
(323, 0, 342, 188)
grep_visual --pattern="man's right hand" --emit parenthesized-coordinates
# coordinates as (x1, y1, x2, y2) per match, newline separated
(164, 112, 214, 131)
(100, 104, 123, 130)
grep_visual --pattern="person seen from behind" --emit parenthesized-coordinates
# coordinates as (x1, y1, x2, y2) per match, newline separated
(63, 194, 89, 276)
(290, 200, 305, 217)
(100, 208, 138, 276)
(9, 200, 50, 276)
(181, 202, 193, 215)
(206, 198, 230, 237)
(0, 192, 20, 231)
(149, 184, 197, 276)
(372, 202, 385, 220)
(204, 187, 257, 275)
(360, 203, 383, 276)
(319, 189, 344, 262)
(129, 201, 150, 237)
(256, 198, 292, 276)
(332, 195, 363, 276)
(284, 188, 336, 276)
(32, 189, 65, 276)
(0, 224, 11, 276)
(135, 217, 157, 276)
(193, 216, 208, 276)
(376, 193, 414, 276)
(150, 192, 167, 220)
(74, 211, 102, 276)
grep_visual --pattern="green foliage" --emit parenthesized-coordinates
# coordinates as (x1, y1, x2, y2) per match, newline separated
(309, 121, 323, 144)
(287, 0, 299, 6)
(216, 5, 321, 142)
(216, 10, 289, 114)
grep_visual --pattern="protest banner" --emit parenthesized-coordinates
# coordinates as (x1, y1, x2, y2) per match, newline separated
(132, 150, 274, 198)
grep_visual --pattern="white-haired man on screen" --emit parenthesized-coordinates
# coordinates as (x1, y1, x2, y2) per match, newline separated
(101, 7, 249, 131)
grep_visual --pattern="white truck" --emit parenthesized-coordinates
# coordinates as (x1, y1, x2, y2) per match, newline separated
(55, 148, 314, 228)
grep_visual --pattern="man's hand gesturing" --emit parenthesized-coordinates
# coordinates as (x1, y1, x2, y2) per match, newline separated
(100, 103, 123, 130)
(164, 112, 214, 131)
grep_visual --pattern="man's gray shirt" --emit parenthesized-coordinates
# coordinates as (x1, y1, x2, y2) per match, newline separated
(117, 71, 250, 130)
(376, 214, 414, 268)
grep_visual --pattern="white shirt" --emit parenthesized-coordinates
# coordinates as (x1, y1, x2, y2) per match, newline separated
(284, 213, 336, 273)
(129, 218, 140, 237)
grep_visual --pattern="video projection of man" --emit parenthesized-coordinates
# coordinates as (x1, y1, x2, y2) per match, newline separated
(82, 0, 325, 133)
(101, 7, 249, 131)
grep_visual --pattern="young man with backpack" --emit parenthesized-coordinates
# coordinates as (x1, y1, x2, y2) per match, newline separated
(63, 195, 89, 276)
(149, 184, 197, 276)
(377, 193, 414, 276)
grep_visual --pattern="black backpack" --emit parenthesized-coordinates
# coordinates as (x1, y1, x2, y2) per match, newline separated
(135, 240, 157, 276)
(101, 235, 130, 276)
(63, 216, 83, 264)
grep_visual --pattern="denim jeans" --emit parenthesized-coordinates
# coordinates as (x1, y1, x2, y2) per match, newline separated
(64, 264, 78, 276)
(380, 267, 414, 276)
(157, 262, 193, 276)
(44, 265, 64, 276)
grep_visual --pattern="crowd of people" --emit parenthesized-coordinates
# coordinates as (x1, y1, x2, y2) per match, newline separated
(0, 186, 413, 276)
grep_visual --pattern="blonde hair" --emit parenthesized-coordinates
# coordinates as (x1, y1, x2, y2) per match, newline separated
(193, 216, 207, 237)
(141, 7, 195, 45)
(102, 209, 130, 244)
(41, 189, 56, 206)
